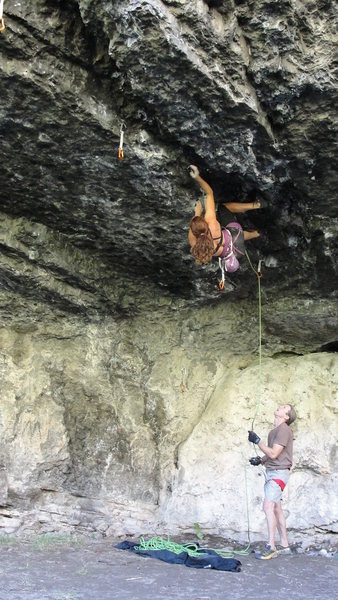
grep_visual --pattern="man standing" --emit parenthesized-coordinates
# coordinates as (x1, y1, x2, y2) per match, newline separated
(248, 404, 297, 560)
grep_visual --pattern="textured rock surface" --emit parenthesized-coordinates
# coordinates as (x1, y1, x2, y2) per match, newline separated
(0, 0, 337, 542)
(0, 309, 337, 543)
(1, 0, 337, 304)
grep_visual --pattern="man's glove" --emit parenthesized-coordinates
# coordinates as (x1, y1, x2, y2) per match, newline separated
(248, 430, 261, 444)
(249, 456, 262, 466)
(189, 165, 199, 179)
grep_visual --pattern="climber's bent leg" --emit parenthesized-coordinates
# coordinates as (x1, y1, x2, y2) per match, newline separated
(244, 230, 260, 241)
(225, 202, 261, 213)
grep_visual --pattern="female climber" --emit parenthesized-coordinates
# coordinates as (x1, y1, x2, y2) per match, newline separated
(188, 165, 262, 270)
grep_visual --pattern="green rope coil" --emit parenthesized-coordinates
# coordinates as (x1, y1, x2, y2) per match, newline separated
(135, 536, 201, 557)
(135, 524, 251, 559)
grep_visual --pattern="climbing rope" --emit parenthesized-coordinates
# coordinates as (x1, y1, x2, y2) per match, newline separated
(141, 253, 263, 560)
(245, 251, 263, 430)
(0, 0, 5, 32)
(135, 533, 250, 558)
(136, 536, 201, 557)
(214, 256, 264, 557)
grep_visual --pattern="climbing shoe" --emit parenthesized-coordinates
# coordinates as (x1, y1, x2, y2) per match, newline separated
(253, 199, 268, 209)
(255, 545, 278, 560)
(276, 545, 292, 556)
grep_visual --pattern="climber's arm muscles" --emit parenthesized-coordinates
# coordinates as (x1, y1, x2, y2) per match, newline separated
(195, 175, 217, 220)
(194, 200, 203, 217)
(188, 200, 204, 247)
(258, 442, 284, 460)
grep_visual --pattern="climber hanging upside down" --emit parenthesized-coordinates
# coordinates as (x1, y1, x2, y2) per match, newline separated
(188, 165, 263, 271)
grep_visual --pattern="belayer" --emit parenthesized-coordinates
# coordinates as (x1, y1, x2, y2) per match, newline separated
(248, 404, 297, 560)
(188, 165, 262, 269)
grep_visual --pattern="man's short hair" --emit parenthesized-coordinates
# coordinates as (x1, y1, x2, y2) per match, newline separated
(287, 404, 296, 425)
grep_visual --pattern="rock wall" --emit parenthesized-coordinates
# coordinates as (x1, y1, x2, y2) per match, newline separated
(0, 1, 337, 544)
(0, 248, 336, 542)
(0, 0, 337, 299)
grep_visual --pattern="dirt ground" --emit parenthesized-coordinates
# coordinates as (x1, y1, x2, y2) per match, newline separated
(0, 536, 337, 600)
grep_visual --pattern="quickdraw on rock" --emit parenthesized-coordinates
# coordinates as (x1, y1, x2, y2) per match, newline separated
(118, 120, 126, 159)
(180, 366, 187, 393)
(0, 0, 5, 32)
(218, 258, 226, 290)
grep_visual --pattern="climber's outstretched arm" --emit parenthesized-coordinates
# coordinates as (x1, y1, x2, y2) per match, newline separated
(189, 166, 217, 221)
(194, 200, 203, 217)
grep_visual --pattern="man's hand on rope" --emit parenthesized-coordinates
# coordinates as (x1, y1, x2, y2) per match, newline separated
(248, 430, 261, 444)
(249, 456, 262, 466)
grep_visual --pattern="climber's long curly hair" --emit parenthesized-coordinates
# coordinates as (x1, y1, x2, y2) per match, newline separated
(190, 216, 215, 265)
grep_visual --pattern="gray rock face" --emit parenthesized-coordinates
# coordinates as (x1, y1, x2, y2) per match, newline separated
(1, 0, 337, 304)
(0, 1, 337, 542)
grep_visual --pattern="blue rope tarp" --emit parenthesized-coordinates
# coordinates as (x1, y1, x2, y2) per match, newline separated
(115, 537, 242, 572)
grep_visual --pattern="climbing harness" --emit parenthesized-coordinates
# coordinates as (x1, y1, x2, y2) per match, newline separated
(0, 0, 5, 32)
(217, 228, 243, 290)
(218, 241, 233, 290)
(118, 121, 126, 159)
(272, 478, 286, 491)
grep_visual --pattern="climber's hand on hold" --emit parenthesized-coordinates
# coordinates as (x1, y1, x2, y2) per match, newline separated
(189, 165, 199, 179)
(248, 430, 261, 444)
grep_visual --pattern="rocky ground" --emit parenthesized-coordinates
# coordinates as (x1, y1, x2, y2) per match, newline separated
(0, 535, 337, 600)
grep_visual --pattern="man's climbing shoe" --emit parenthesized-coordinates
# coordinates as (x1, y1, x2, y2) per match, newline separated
(276, 545, 292, 556)
(255, 545, 278, 560)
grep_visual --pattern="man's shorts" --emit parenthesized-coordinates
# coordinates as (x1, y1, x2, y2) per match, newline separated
(264, 469, 290, 503)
